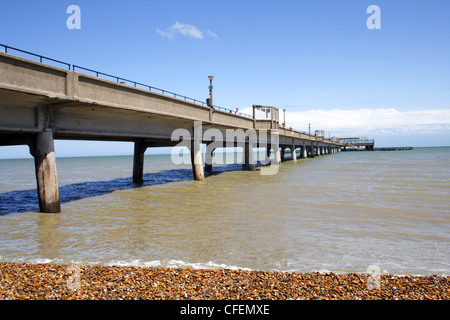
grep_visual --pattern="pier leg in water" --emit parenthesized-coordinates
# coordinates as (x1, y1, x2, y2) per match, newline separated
(205, 143, 215, 173)
(275, 148, 282, 165)
(309, 144, 315, 158)
(303, 145, 308, 158)
(190, 123, 205, 181)
(244, 138, 256, 171)
(30, 129, 60, 213)
(133, 140, 148, 185)
(292, 144, 297, 161)
(265, 147, 271, 165)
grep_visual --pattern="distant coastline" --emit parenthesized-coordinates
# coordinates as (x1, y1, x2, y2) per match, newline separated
(374, 147, 414, 151)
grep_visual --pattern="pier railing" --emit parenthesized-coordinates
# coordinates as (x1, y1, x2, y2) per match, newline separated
(0, 43, 71, 70)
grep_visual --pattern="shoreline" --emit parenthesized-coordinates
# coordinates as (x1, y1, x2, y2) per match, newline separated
(0, 262, 448, 300)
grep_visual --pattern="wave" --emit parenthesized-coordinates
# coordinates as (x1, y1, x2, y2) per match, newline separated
(0, 257, 253, 272)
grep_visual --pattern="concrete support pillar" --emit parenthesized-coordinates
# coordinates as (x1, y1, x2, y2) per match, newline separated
(31, 129, 60, 213)
(302, 145, 307, 158)
(133, 140, 148, 185)
(291, 145, 297, 161)
(244, 138, 256, 171)
(275, 148, 282, 165)
(205, 142, 215, 173)
(281, 147, 286, 161)
(190, 124, 205, 181)
(265, 147, 271, 165)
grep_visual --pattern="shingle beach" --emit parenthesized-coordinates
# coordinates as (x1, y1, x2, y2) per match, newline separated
(0, 262, 448, 300)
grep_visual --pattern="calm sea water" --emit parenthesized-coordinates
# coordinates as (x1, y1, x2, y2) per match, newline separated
(0, 147, 449, 275)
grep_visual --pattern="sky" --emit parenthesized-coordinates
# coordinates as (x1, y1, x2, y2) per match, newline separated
(0, 0, 449, 158)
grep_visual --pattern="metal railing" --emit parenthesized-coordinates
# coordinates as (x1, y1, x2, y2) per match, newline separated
(0, 43, 71, 70)
(213, 105, 253, 118)
(0, 43, 253, 118)
(72, 65, 208, 106)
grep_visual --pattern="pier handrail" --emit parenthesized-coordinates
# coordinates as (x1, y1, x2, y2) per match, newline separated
(0, 43, 71, 70)
(72, 65, 208, 107)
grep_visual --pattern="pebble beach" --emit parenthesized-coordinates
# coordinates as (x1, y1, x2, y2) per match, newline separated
(0, 262, 448, 300)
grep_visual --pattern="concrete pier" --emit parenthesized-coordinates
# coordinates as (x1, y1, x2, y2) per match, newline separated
(190, 140, 205, 181)
(275, 148, 282, 165)
(0, 49, 346, 212)
(265, 147, 272, 166)
(190, 124, 205, 181)
(132, 140, 148, 185)
(292, 144, 297, 161)
(30, 129, 60, 213)
(243, 138, 256, 171)
(205, 144, 214, 173)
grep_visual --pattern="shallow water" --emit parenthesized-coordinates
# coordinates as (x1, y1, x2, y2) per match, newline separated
(0, 147, 449, 275)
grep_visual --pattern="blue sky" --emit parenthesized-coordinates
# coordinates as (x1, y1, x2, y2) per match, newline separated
(1, 0, 449, 158)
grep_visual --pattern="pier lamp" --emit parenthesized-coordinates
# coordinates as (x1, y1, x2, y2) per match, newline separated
(283, 109, 286, 128)
(208, 76, 214, 107)
(308, 123, 311, 136)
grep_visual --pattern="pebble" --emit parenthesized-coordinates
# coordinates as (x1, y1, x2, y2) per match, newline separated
(0, 262, 448, 300)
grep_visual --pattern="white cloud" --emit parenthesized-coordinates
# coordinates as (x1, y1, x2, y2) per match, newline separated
(156, 21, 204, 39)
(156, 28, 174, 39)
(240, 107, 450, 138)
(285, 108, 450, 137)
(206, 30, 218, 38)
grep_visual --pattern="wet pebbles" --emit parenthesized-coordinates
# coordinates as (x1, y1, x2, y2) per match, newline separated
(0, 262, 448, 300)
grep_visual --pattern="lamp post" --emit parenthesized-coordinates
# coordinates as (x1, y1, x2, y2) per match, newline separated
(308, 123, 311, 136)
(283, 109, 286, 128)
(208, 76, 214, 107)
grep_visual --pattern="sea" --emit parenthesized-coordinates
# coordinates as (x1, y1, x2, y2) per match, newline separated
(0, 147, 449, 276)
